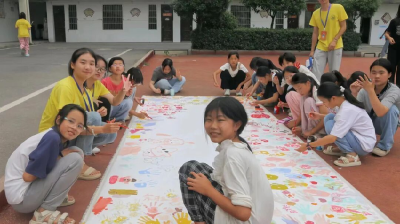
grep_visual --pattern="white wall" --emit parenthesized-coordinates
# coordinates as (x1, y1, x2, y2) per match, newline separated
(0, 0, 19, 43)
(369, 4, 398, 45)
(46, 0, 181, 42)
(228, 1, 288, 29)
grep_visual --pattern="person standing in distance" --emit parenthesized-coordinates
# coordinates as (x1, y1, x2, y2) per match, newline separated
(309, 0, 348, 80)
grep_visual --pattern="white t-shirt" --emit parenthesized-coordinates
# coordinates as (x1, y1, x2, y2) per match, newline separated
(330, 100, 376, 152)
(211, 140, 274, 224)
(4, 129, 60, 204)
(220, 63, 248, 78)
(281, 65, 320, 87)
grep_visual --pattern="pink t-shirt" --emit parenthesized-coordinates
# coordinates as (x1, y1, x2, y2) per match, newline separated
(101, 76, 123, 96)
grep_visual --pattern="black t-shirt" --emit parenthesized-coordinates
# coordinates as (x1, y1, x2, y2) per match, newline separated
(280, 84, 296, 103)
(387, 18, 400, 50)
(263, 72, 284, 101)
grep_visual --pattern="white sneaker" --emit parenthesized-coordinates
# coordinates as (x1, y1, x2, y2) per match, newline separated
(92, 147, 100, 154)
(372, 147, 390, 157)
(224, 89, 230, 96)
(236, 91, 243, 96)
(164, 89, 170, 95)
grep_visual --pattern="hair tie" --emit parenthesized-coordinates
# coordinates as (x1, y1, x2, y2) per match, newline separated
(340, 86, 345, 93)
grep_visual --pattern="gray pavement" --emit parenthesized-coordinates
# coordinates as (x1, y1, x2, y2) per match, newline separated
(0, 42, 157, 176)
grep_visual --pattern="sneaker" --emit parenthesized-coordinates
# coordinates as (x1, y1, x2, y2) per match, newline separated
(236, 91, 243, 96)
(170, 89, 175, 96)
(164, 89, 170, 95)
(25, 54, 30, 57)
(224, 89, 230, 96)
(372, 147, 390, 157)
(92, 147, 100, 154)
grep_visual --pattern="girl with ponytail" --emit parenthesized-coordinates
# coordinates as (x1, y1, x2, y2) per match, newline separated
(291, 73, 328, 138)
(296, 82, 376, 167)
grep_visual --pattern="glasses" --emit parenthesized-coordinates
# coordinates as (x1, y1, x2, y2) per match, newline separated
(96, 67, 106, 73)
(64, 117, 85, 131)
(112, 64, 124, 68)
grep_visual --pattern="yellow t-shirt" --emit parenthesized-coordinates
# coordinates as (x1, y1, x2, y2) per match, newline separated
(39, 76, 94, 132)
(86, 80, 110, 100)
(309, 4, 348, 51)
(15, 19, 31, 38)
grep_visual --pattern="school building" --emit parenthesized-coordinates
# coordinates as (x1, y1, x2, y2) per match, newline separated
(1, 0, 400, 46)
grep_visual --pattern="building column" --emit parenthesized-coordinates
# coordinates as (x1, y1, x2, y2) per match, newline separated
(18, 0, 32, 43)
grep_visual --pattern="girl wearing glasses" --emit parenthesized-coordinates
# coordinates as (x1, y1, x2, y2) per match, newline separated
(6, 104, 87, 224)
(102, 57, 149, 121)
(86, 55, 129, 123)
(39, 48, 122, 181)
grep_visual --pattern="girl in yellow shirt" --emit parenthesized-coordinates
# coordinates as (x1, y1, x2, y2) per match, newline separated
(15, 12, 31, 57)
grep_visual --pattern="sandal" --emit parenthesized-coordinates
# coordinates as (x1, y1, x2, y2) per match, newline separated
(78, 167, 101, 180)
(323, 146, 346, 156)
(29, 209, 75, 224)
(333, 155, 361, 167)
(59, 195, 75, 207)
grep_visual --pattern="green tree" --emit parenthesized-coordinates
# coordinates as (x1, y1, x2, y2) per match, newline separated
(172, 0, 231, 31)
(241, 0, 306, 29)
(333, 0, 381, 31)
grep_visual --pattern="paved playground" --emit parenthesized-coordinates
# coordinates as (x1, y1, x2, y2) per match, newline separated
(0, 45, 399, 223)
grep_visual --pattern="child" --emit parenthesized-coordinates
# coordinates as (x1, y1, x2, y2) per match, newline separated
(249, 66, 283, 107)
(247, 58, 282, 98)
(213, 51, 252, 96)
(86, 55, 131, 123)
(102, 57, 148, 121)
(5, 104, 87, 224)
(179, 97, 273, 224)
(291, 73, 328, 138)
(356, 59, 400, 156)
(296, 83, 376, 167)
(277, 52, 320, 93)
(39, 48, 120, 180)
(347, 71, 365, 97)
(15, 12, 31, 57)
(320, 70, 347, 88)
(149, 58, 186, 95)
(277, 66, 301, 128)
(243, 57, 263, 95)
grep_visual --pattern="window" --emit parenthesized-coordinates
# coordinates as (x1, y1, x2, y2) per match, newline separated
(231, 5, 251, 28)
(275, 11, 284, 29)
(68, 5, 77, 30)
(148, 5, 157, 30)
(103, 5, 123, 30)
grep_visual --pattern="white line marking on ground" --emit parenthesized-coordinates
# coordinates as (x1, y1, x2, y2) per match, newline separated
(0, 49, 132, 114)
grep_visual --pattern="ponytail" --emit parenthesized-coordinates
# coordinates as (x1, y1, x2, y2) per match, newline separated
(317, 82, 364, 109)
(238, 136, 253, 152)
(321, 71, 347, 88)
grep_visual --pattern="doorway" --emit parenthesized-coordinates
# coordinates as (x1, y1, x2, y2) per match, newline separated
(180, 16, 192, 42)
(161, 5, 173, 42)
(53, 5, 66, 42)
(29, 2, 47, 40)
(287, 15, 299, 29)
(360, 17, 371, 44)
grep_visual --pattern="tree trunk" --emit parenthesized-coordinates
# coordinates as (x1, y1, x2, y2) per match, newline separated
(270, 15, 276, 29)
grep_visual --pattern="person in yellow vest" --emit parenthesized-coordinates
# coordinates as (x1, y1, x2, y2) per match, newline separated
(309, 0, 348, 81)
(15, 12, 31, 57)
